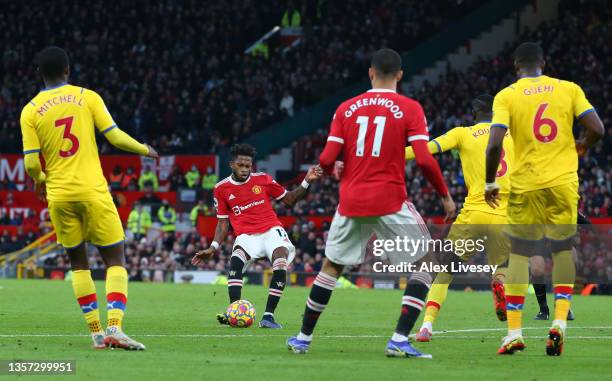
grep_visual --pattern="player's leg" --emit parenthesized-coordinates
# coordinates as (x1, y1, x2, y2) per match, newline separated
(260, 227, 295, 328)
(87, 196, 144, 350)
(215, 245, 250, 325)
(486, 215, 510, 322)
(383, 202, 433, 358)
(545, 182, 579, 356)
(530, 255, 549, 320)
(288, 210, 362, 354)
(260, 247, 289, 328)
(498, 190, 546, 354)
(417, 272, 452, 342)
(49, 201, 105, 349)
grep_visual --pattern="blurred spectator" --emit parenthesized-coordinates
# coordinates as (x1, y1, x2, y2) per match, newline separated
(168, 165, 185, 191)
(139, 165, 159, 191)
(280, 91, 295, 117)
(185, 165, 200, 189)
(190, 200, 210, 228)
(139, 190, 162, 216)
(201, 166, 218, 191)
(121, 167, 139, 190)
(158, 199, 177, 234)
(108, 165, 125, 190)
(127, 203, 152, 241)
(281, 1, 301, 27)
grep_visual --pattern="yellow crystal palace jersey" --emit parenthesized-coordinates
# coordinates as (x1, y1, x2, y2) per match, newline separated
(406, 122, 513, 215)
(20, 84, 116, 201)
(492, 75, 594, 193)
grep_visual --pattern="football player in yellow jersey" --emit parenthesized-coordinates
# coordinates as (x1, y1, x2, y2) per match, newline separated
(405, 95, 512, 342)
(20, 46, 159, 350)
(485, 42, 604, 356)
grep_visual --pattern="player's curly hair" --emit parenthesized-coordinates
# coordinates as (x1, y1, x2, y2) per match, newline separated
(230, 144, 257, 160)
(37, 46, 69, 80)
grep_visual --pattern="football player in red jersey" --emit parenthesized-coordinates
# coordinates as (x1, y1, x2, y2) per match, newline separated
(192, 144, 322, 328)
(287, 48, 455, 358)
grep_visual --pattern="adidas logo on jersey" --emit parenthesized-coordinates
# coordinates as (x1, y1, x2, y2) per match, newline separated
(229, 194, 236, 200)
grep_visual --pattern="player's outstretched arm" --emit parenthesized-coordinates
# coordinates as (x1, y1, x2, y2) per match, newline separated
(280, 165, 323, 207)
(192, 218, 230, 266)
(484, 126, 506, 208)
(104, 127, 159, 158)
(575, 111, 605, 156)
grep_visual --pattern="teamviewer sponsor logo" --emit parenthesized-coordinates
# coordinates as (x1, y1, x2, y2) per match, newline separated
(232, 200, 265, 215)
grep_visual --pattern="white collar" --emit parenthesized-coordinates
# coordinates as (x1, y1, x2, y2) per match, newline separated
(228, 174, 251, 185)
(367, 88, 396, 93)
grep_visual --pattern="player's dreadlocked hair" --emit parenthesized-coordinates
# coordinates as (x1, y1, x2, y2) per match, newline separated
(230, 144, 257, 160)
(471, 94, 494, 114)
(513, 42, 544, 66)
(371, 48, 402, 77)
(37, 46, 69, 80)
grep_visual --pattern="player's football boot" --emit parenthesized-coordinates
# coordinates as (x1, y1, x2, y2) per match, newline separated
(385, 339, 432, 359)
(567, 309, 575, 321)
(287, 336, 310, 354)
(534, 310, 550, 320)
(415, 327, 432, 342)
(91, 332, 106, 350)
(491, 279, 507, 321)
(259, 315, 283, 329)
(104, 327, 146, 350)
(546, 325, 565, 356)
(216, 313, 229, 325)
(497, 335, 526, 354)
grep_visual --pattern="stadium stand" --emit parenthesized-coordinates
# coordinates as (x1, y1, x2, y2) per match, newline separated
(0, 0, 609, 289)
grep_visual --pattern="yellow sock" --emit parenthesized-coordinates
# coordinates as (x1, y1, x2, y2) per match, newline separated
(106, 266, 128, 329)
(552, 250, 575, 323)
(505, 254, 529, 335)
(423, 272, 452, 324)
(72, 270, 102, 333)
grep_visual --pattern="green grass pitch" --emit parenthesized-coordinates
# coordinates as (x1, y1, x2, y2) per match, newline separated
(1, 279, 611, 380)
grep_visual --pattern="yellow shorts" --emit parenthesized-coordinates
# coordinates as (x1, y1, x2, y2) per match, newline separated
(506, 181, 579, 242)
(48, 194, 125, 249)
(447, 209, 509, 266)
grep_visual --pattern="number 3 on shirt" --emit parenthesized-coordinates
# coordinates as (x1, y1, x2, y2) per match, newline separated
(533, 103, 558, 143)
(55, 116, 79, 157)
(356, 116, 386, 157)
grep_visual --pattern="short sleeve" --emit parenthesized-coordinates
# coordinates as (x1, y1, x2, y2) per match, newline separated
(213, 187, 230, 218)
(405, 101, 429, 143)
(491, 88, 511, 129)
(266, 175, 287, 200)
(572, 83, 594, 119)
(20, 106, 41, 154)
(86, 90, 117, 134)
(433, 127, 462, 152)
(327, 108, 345, 144)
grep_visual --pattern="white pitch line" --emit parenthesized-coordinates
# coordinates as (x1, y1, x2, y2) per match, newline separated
(0, 326, 611, 339)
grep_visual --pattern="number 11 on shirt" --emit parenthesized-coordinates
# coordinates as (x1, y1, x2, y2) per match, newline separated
(356, 115, 386, 157)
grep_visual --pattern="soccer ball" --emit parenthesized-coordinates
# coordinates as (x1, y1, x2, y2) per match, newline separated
(226, 300, 256, 328)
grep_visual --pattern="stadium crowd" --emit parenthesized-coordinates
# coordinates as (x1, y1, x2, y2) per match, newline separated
(1, 0, 610, 287)
(1, 0, 483, 155)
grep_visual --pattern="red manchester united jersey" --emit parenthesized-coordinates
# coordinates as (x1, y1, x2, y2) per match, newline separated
(328, 89, 429, 217)
(213, 172, 287, 235)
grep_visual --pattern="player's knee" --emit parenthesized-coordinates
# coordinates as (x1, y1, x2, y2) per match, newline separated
(271, 247, 289, 261)
(231, 247, 249, 263)
(409, 271, 433, 288)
